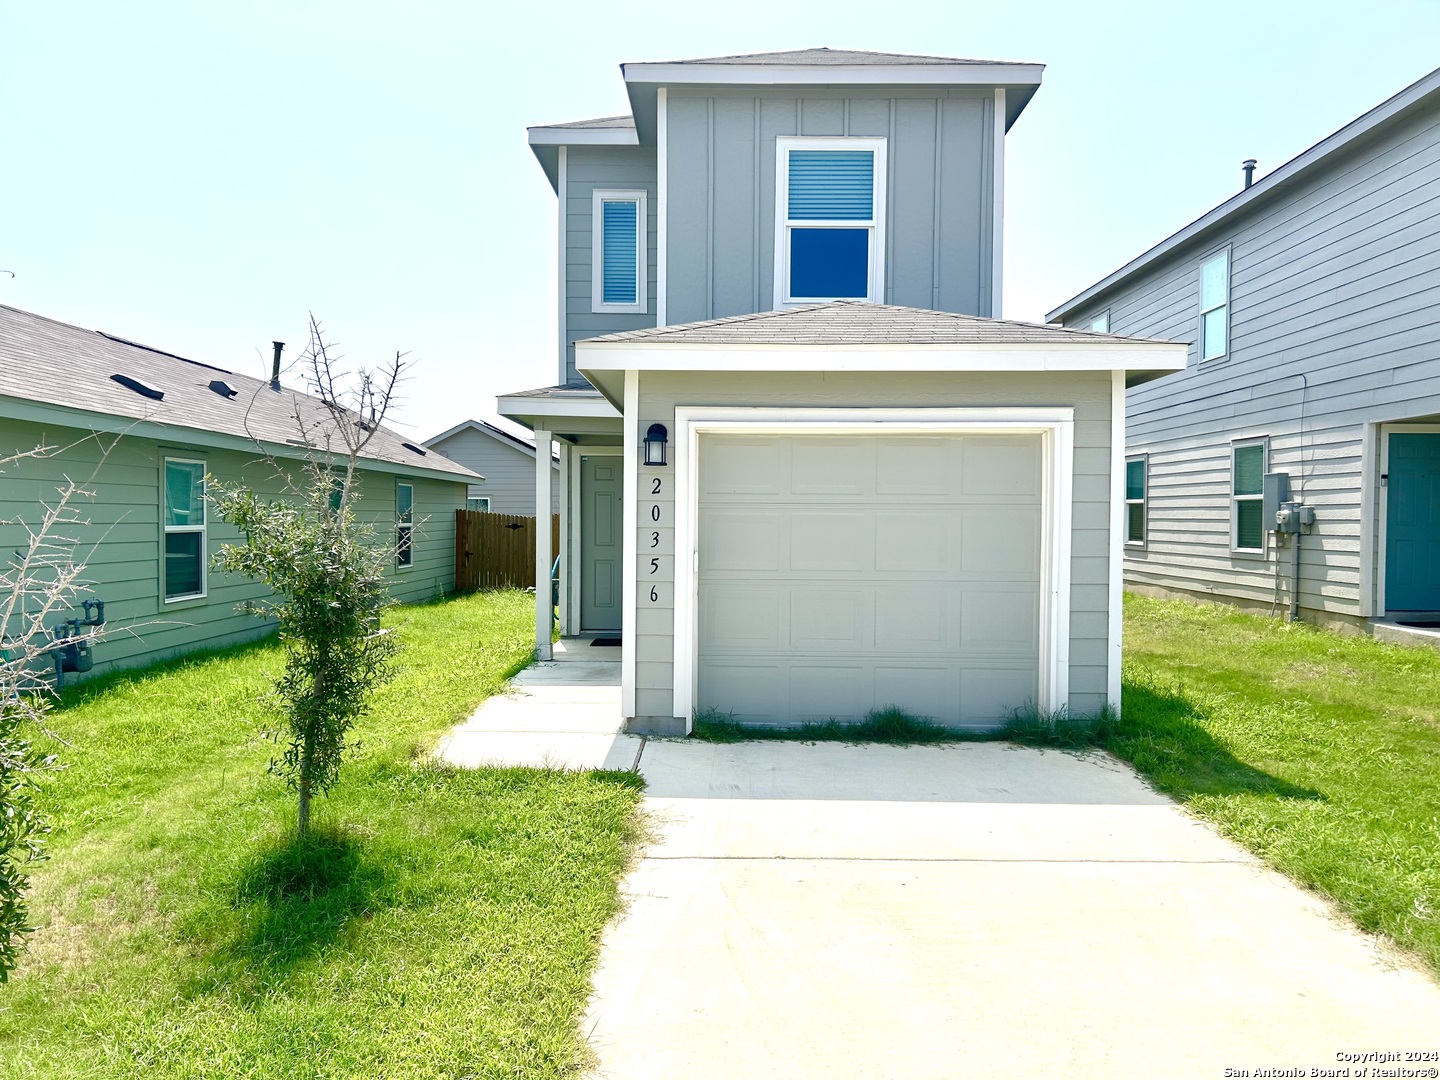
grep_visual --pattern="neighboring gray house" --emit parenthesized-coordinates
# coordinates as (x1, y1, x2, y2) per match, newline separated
(500, 48, 1186, 734)
(424, 418, 560, 515)
(1048, 65, 1440, 634)
(0, 304, 478, 678)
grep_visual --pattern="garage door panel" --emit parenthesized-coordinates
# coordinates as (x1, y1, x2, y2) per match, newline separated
(700, 435, 787, 494)
(790, 512, 872, 572)
(703, 510, 783, 571)
(961, 508, 1040, 575)
(697, 431, 1044, 728)
(792, 438, 871, 494)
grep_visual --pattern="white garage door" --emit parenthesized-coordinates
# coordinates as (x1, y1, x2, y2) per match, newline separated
(697, 432, 1043, 728)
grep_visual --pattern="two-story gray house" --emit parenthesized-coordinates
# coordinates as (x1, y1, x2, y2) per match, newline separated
(500, 48, 1186, 734)
(1048, 65, 1440, 637)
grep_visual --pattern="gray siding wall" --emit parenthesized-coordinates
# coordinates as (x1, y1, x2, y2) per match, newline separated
(428, 427, 559, 515)
(0, 418, 463, 678)
(664, 88, 997, 325)
(629, 369, 1115, 723)
(564, 145, 658, 385)
(1063, 103, 1440, 620)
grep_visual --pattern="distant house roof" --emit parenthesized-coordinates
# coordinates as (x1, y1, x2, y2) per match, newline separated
(0, 304, 478, 482)
(424, 418, 560, 465)
(648, 47, 1033, 67)
(1047, 64, 1440, 324)
(583, 300, 1172, 346)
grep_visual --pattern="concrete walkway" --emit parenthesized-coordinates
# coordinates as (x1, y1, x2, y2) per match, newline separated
(438, 656, 1440, 1079)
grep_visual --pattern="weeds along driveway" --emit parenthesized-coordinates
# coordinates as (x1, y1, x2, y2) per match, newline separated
(585, 740, 1440, 1080)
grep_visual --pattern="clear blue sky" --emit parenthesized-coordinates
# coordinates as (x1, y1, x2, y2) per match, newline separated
(3, 1, 1437, 439)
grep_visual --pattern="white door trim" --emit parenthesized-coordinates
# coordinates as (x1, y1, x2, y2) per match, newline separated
(1377, 423, 1440, 617)
(670, 406, 1076, 729)
(576, 445, 624, 636)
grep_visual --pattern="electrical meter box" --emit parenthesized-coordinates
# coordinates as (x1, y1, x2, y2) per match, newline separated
(1263, 472, 1291, 532)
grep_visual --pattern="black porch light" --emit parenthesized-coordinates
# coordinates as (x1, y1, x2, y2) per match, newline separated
(643, 422, 668, 467)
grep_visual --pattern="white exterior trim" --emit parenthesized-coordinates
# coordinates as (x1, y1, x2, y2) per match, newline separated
(620, 371, 639, 718)
(1198, 245, 1232, 363)
(557, 146, 568, 382)
(772, 136, 888, 308)
(668, 406, 1076, 729)
(1108, 371, 1125, 714)
(495, 393, 621, 420)
(1376, 422, 1440, 617)
(528, 127, 638, 147)
(656, 87, 668, 326)
(1229, 435, 1269, 555)
(591, 189, 649, 314)
(622, 61, 1045, 89)
(534, 428, 553, 659)
(1359, 421, 1379, 617)
(557, 442, 570, 635)
(161, 455, 208, 603)
(991, 88, 1005, 318)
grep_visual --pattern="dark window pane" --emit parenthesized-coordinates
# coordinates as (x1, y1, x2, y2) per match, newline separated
(1127, 502, 1145, 543)
(1126, 459, 1146, 501)
(1233, 444, 1264, 495)
(397, 525, 413, 567)
(165, 531, 202, 598)
(789, 228, 868, 298)
(1236, 499, 1264, 550)
(164, 461, 205, 527)
(397, 483, 413, 522)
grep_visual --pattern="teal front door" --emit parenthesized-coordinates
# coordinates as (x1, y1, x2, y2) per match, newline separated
(1386, 433, 1440, 612)
(580, 455, 624, 632)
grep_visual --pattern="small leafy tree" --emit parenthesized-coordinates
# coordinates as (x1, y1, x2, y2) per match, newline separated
(0, 445, 106, 980)
(213, 317, 405, 837)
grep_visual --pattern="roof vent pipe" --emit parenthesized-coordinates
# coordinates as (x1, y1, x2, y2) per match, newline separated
(270, 341, 284, 391)
(1242, 158, 1258, 189)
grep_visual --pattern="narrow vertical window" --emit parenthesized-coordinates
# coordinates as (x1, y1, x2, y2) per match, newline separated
(1125, 456, 1147, 546)
(1232, 441, 1266, 552)
(775, 137, 887, 306)
(1089, 311, 1110, 333)
(163, 458, 206, 600)
(1200, 250, 1229, 361)
(396, 482, 414, 569)
(591, 190, 647, 314)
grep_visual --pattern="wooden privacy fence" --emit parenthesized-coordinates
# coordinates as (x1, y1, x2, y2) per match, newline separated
(455, 509, 561, 592)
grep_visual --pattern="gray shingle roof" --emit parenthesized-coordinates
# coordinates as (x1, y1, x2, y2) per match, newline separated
(659, 47, 1033, 67)
(0, 304, 476, 479)
(581, 301, 1175, 346)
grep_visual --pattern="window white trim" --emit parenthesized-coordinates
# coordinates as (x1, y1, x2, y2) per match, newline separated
(1124, 453, 1147, 549)
(162, 456, 207, 603)
(1199, 247, 1231, 362)
(1230, 437, 1267, 555)
(466, 496, 491, 512)
(591, 189, 648, 314)
(772, 136, 888, 308)
(1089, 310, 1110, 333)
(396, 481, 415, 570)
(668, 406, 1074, 731)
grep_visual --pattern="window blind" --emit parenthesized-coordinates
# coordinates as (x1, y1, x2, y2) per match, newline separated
(787, 150, 874, 220)
(602, 200, 639, 304)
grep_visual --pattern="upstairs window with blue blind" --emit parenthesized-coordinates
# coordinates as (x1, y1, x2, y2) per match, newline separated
(591, 189, 647, 314)
(775, 137, 887, 307)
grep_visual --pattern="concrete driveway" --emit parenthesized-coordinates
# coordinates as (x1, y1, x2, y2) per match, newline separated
(439, 654, 1440, 1078)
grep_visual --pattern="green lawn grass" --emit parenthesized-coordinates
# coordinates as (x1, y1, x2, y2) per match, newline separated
(1, 590, 643, 1079)
(1115, 593, 1440, 975)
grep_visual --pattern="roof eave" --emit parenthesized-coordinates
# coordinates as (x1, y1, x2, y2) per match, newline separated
(1046, 64, 1440, 323)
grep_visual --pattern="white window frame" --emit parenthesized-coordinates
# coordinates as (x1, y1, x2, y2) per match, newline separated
(162, 456, 207, 602)
(466, 496, 491, 513)
(1230, 437, 1267, 555)
(773, 136, 888, 309)
(591, 189, 648, 314)
(1199, 247, 1231, 362)
(396, 481, 415, 570)
(1124, 453, 1147, 548)
(1089, 310, 1110, 333)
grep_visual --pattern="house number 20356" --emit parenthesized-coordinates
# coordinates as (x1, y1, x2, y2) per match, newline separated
(648, 477, 663, 601)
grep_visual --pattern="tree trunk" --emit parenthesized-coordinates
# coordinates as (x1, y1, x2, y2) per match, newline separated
(297, 730, 315, 838)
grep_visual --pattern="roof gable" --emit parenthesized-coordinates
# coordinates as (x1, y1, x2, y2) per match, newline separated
(424, 419, 560, 464)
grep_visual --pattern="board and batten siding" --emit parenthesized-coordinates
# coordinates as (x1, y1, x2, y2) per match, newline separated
(564, 145, 658, 386)
(664, 88, 997, 326)
(628, 369, 1115, 724)
(427, 427, 559, 515)
(1063, 101, 1440, 621)
(0, 418, 462, 678)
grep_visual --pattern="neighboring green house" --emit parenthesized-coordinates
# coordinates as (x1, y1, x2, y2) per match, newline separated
(0, 303, 478, 679)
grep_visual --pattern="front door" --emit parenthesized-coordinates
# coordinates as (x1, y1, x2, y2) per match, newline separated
(581, 455, 624, 632)
(1386, 432, 1440, 612)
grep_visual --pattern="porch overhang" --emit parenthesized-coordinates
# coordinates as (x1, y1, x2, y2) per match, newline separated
(496, 387, 624, 442)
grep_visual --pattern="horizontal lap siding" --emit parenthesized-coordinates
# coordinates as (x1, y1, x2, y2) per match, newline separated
(0, 418, 463, 677)
(427, 428, 558, 514)
(565, 146, 658, 386)
(633, 370, 1115, 720)
(1067, 104, 1440, 617)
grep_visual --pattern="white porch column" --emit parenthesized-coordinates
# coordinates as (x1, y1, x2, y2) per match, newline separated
(534, 426, 553, 660)
(557, 441, 571, 637)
